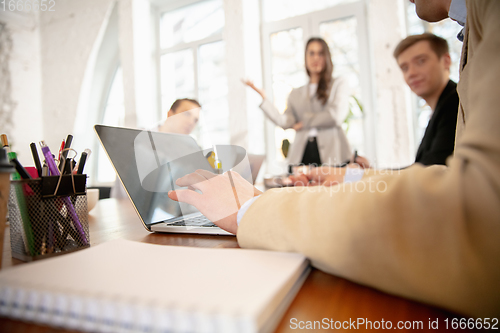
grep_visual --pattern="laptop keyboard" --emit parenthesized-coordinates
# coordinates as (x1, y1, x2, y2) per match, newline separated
(167, 215, 217, 227)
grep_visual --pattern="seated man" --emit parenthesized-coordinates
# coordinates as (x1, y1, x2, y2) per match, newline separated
(169, 0, 500, 317)
(396, 33, 458, 166)
(354, 33, 458, 169)
(110, 98, 200, 198)
(157, 98, 200, 135)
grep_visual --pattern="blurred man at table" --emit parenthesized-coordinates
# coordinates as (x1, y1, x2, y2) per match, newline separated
(169, 0, 500, 317)
(395, 33, 458, 166)
(111, 98, 200, 199)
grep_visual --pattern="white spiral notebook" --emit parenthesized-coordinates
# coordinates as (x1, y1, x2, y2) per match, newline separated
(0, 239, 309, 333)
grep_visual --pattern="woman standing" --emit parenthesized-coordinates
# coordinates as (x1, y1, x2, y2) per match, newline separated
(244, 37, 351, 166)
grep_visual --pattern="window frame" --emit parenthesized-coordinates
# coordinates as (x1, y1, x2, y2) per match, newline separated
(260, 1, 376, 164)
(154, 0, 224, 119)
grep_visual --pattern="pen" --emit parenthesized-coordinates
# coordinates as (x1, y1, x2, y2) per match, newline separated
(2, 134, 19, 179)
(76, 152, 87, 175)
(353, 150, 358, 165)
(42, 162, 49, 177)
(2, 134, 36, 255)
(39, 140, 88, 245)
(59, 135, 73, 171)
(30, 143, 42, 177)
(57, 140, 65, 170)
(62, 135, 73, 160)
(75, 149, 91, 175)
(1, 134, 8, 150)
(11, 158, 32, 179)
(58, 140, 65, 161)
(1, 134, 18, 179)
(62, 158, 75, 175)
(47, 220, 54, 254)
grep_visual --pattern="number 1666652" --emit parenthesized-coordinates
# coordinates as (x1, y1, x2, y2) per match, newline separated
(1, 0, 56, 11)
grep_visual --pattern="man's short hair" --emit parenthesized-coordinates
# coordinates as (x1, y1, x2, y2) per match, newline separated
(170, 98, 201, 113)
(393, 33, 449, 59)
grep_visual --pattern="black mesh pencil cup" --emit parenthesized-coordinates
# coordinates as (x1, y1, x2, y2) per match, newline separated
(8, 174, 90, 261)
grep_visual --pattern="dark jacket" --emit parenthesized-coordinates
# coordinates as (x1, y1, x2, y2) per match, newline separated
(415, 80, 459, 166)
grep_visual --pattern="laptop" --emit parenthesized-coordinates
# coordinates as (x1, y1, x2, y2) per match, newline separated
(95, 125, 254, 236)
(248, 154, 265, 185)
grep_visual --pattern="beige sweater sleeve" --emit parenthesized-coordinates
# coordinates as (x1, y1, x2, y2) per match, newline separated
(238, 0, 500, 318)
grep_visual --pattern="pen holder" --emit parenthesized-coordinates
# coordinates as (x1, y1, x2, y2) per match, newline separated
(8, 175, 90, 261)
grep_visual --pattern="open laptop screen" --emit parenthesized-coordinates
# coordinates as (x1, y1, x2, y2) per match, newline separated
(95, 125, 215, 228)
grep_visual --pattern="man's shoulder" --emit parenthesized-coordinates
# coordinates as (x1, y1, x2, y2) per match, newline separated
(438, 80, 459, 109)
(432, 83, 459, 127)
(447, 79, 458, 90)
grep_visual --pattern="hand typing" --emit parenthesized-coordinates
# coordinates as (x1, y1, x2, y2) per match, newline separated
(168, 169, 262, 234)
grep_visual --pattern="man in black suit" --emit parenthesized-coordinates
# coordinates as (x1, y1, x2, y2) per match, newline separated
(347, 33, 458, 169)
(394, 33, 458, 166)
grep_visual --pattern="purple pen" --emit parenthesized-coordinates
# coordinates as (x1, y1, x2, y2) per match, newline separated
(40, 141, 88, 245)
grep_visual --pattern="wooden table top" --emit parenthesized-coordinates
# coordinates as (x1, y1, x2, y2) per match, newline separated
(0, 198, 475, 332)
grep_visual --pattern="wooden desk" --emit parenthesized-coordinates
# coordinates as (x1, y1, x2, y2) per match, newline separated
(1, 198, 474, 332)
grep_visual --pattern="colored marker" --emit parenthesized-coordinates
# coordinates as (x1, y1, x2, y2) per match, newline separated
(1, 134, 35, 255)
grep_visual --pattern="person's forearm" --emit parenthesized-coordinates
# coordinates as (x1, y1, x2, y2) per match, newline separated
(260, 99, 296, 129)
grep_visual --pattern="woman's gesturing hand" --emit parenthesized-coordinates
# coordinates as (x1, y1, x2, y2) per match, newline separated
(242, 79, 266, 100)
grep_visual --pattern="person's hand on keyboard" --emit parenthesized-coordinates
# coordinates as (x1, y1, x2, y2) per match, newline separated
(168, 169, 262, 234)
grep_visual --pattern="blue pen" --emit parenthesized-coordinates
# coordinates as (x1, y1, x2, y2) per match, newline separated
(40, 141, 88, 245)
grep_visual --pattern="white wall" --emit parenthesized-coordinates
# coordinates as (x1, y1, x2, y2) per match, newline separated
(39, 0, 114, 159)
(0, 11, 43, 166)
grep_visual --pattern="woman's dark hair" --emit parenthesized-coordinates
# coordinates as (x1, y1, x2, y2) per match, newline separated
(305, 37, 334, 105)
(170, 98, 201, 113)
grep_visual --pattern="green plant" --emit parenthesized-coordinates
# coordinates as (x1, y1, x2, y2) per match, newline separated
(343, 95, 364, 133)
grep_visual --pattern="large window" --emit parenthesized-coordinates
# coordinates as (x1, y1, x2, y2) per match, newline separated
(267, 28, 305, 159)
(320, 16, 364, 155)
(262, 1, 373, 162)
(159, 0, 228, 148)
